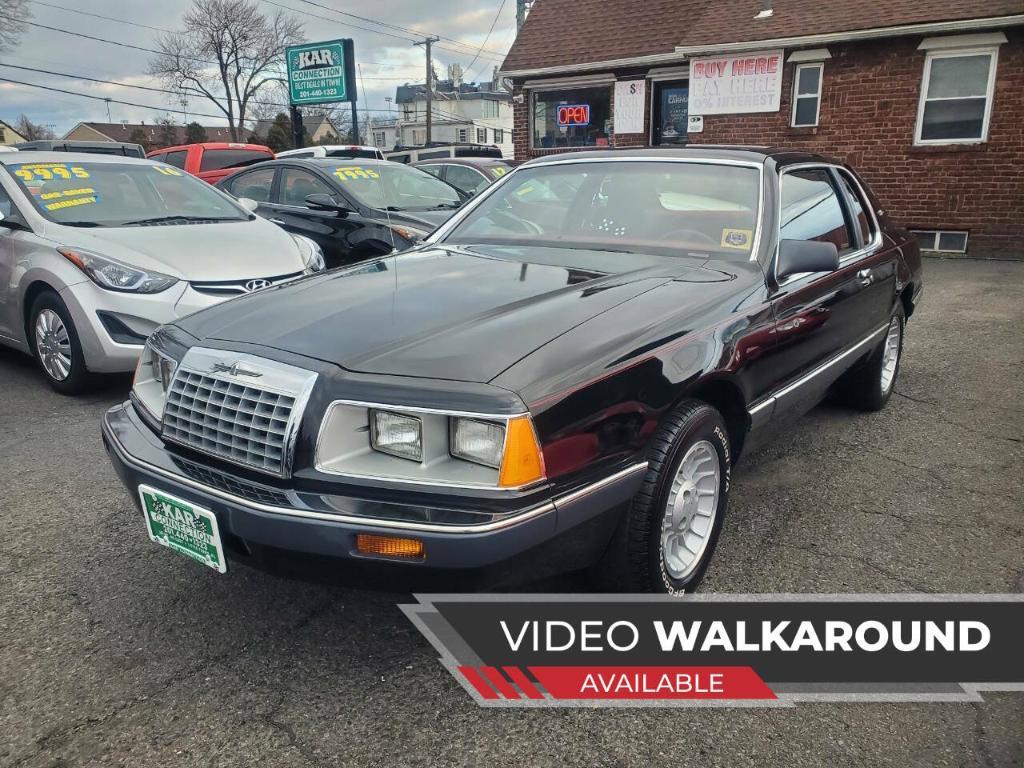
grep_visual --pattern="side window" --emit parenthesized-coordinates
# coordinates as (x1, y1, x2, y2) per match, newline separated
(836, 171, 874, 247)
(418, 165, 444, 179)
(149, 153, 165, 164)
(0, 182, 15, 218)
(199, 149, 270, 172)
(444, 165, 489, 196)
(164, 150, 188, 169)
(780, 169, 853, 255)
(279, 168, 334, 207)
(227, 167, 275, 203)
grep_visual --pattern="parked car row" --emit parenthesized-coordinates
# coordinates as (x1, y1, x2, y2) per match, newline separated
(82, 144, 922, 593)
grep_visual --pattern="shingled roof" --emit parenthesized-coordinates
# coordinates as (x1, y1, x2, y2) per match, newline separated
(501, 0, 1024, 73)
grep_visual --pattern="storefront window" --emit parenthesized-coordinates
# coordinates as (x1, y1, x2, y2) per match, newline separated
(653, 81, 689, 145)
(531, 86, 612, 149)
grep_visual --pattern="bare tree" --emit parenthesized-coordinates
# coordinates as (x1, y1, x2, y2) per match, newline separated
(0, 0, 31, 54)
(15, 114, 55, 141)
(149, 0, 303, 141)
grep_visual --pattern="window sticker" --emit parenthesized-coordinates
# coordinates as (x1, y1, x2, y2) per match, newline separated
(153, 165, 183, 176)
(491, 167, 508, 177)
(333, 166, 380, 181)
(39, 187, 96, 201)
(720, 228, 753, 249)
(12, 163, 90, 181)
(44, 194, 99, 211)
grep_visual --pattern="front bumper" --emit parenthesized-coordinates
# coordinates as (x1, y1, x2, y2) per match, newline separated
(101, 402, 646, 572)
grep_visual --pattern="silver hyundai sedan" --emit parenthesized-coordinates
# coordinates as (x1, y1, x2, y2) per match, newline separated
(0, 152, 324, 393)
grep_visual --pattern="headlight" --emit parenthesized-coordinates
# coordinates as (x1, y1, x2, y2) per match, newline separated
(131, 331, 184, 420)
(370, 409, 422, 462)
(58, 247, 178, 293)
(450, 417, 505, 469)
(292, 234, 325, 273)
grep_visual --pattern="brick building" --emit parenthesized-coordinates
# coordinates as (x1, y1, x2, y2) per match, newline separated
(501, 1, 1024, 256)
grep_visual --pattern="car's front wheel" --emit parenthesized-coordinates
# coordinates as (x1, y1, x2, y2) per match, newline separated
(29, 291, 93, 395)
(598, 400, 731, 594)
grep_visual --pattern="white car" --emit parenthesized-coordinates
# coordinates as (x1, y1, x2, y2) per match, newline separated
(0, 152, 324, 393)
(276, 144, 385, 161)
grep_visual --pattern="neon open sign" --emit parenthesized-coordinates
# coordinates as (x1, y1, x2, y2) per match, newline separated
(557, 104, 590, 127)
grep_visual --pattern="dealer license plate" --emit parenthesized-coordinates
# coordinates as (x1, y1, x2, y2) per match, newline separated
(138, 485, 226, 573)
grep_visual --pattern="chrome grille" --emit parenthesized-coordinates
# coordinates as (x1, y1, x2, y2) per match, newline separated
(160, 348, 317, 477)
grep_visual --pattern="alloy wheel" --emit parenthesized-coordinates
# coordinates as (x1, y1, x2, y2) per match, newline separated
(35, 309, 73, 381)
(880, 315, 902, 393)
(661, 439, 721, 581)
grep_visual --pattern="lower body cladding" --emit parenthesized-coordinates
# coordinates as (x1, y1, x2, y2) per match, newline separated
(101, 402, 646, 579)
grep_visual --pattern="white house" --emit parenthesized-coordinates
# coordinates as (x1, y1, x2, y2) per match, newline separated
(372, 75, 514, 158)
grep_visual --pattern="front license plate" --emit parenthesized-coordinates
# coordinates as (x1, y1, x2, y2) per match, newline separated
(138, 484, 226, 573)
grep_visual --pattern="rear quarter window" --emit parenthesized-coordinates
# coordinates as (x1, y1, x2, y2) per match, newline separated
(199, 149, 271, 172)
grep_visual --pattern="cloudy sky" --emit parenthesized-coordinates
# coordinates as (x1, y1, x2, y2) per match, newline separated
(0, 0, 517, 135)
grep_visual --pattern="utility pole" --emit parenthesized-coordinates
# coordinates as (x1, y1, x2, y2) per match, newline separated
(414, 36, 439, 144)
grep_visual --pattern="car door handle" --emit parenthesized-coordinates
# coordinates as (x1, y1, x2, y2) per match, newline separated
(857, 268, 873, 285)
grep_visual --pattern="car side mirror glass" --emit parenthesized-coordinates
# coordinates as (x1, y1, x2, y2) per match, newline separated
(305, 193, 352, 215)
(776, 239, 839, 280)
(237, 197, 259, 213)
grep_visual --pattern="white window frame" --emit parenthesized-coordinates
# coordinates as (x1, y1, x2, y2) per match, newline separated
(914, 46, 999, 146)
(476, 127, 487, 144)
(791, 62, 824, 127)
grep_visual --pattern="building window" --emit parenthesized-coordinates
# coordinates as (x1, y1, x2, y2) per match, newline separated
(911, 230, 969, 253)
(531, 85, 612, 149)
(791, 63, 823, 127)
(373, 131, 386, 147)
(458, 128, 468, 143)
(403, 105, 414, 120)
(412, 129, 426, 146)
(493, 128, 504, 143)
(476, 127, 487, 144)
(482, 100, 499, 118)
(916, 48, 997, 144)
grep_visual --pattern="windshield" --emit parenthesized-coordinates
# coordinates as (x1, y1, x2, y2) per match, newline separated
(6, 160, 248, 227)
(328, 163, 462, 211)
(443, 161, 761, 260)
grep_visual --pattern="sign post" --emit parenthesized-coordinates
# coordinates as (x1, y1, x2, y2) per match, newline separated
(285, 38, 358, 148)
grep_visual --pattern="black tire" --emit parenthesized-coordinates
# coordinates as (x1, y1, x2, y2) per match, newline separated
(28, 290, 94, 395)
(838, 304, 905, 412)
(596, 400, 731, 594)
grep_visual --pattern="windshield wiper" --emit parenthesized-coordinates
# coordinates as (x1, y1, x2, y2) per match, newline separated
(57, 220, 102, 227)
(430, 202, 462, 210)
(121, 215, 237, 226)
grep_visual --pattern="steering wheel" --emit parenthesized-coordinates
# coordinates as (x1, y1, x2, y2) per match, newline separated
(659, 228, 718, 246)
(490, 210, 543, 235)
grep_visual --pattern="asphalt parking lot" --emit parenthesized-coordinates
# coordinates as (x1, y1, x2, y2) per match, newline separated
(1, 257, 1021, 767)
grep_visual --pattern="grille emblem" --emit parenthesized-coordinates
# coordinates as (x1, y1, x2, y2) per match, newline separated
(243, 278, 272, 292)
(210, 361, 263, 378)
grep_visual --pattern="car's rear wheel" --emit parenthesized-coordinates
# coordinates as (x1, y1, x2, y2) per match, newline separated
(839, 304, 905, 412)
(597, 400, 730, 593)
(29, 291, 94, 395)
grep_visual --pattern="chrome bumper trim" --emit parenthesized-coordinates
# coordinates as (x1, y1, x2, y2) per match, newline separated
(104, 416, 647, 535)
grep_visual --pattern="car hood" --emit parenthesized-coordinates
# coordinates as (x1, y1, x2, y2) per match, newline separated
(45, 218, 306, 281)
(175, 244, 734, 383)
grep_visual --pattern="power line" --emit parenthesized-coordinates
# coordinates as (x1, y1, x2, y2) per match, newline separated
(465, 0, 508, 80)
(29, 0, 176, 34)
(287, 0, 509, 59)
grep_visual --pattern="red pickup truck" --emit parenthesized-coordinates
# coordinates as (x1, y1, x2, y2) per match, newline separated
(146, 142, 274, 184)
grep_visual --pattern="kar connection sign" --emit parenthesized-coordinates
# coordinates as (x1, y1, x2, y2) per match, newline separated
(286, 39, 356, 106)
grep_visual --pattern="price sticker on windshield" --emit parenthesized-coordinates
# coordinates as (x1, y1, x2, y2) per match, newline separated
(491, 167, 508, 178)
(12, 163, 90, 181)
(153, 166, 183, 176)
(44, 195, 99, 211)
(333, 166, 380, 181)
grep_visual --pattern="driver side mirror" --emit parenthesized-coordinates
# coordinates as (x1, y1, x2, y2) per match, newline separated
(305, 193, 353, 216)
(0, 207, 29, 232)
(236, 197, 259, 213)
(776, 239, 839, 280)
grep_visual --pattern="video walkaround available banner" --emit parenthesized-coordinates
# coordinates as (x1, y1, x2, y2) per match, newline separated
(401, 595, 1024, 707)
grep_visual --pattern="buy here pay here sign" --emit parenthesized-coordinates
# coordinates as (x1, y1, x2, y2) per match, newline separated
(688, 50, 783, 115)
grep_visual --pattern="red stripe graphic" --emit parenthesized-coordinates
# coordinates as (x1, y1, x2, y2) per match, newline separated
(458, 666, 499, 699)
(529, 666, 776, 700)
(482, 666, 520, 699)
(504, 666, 544, 700)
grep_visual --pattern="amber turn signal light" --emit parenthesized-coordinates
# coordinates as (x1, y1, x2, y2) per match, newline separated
(498, 416, 546, 488)
(356, 534, 425, 560)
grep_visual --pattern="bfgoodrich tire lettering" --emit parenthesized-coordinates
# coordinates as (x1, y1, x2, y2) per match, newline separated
(601, 399, 730, 594)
